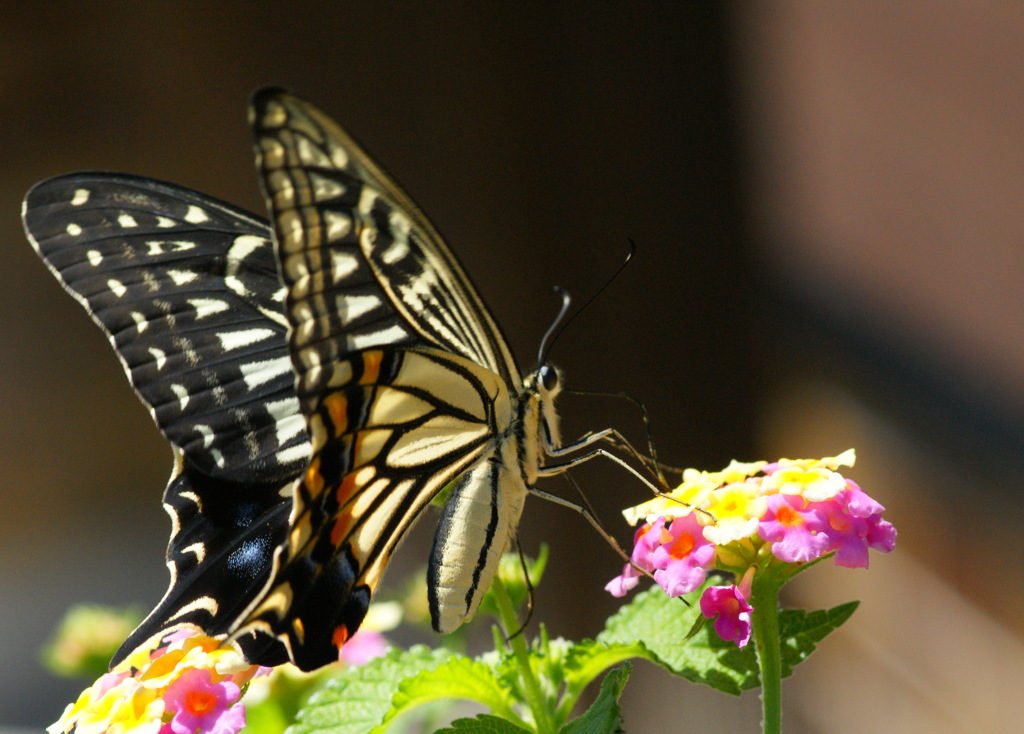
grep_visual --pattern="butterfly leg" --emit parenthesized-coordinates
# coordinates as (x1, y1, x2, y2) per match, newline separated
(547, 427, 673, 486)
(527, 483, 633, 567)
(542, 432, 677, 502)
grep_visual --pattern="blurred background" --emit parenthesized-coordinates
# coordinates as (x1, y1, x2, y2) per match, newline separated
(2, 3, 1022, 731)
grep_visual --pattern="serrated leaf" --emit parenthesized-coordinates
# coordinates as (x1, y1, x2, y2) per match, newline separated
(562, 639, 652, 694)
(559, 664, 630, 734)
(380, 655, 521, 731)
(598, 586, 858, 695)
(435, 714, 532, 734)
(777, 601, 859, 676)
(287, 646, 451, 734)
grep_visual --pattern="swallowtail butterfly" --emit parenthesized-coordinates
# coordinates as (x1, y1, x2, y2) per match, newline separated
(23, 89, 620, 671)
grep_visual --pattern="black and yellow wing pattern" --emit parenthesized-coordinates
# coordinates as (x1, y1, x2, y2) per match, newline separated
(24, 89, 573, 672)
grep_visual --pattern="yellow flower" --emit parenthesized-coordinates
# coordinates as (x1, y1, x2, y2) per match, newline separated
(622, 468, 717, 525)
(701, 483, 767, 545)
(761, 453, 852, 502)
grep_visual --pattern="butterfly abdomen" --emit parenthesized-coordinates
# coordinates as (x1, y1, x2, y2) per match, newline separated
(427, 441, 529, 633)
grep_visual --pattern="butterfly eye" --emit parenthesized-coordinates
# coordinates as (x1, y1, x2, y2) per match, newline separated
(539, 364, 559, 392)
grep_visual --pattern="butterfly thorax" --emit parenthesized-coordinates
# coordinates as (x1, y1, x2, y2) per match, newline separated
(515, 363, 563, 486)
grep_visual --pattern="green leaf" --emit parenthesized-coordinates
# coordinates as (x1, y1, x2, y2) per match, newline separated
(562, 639, 652, 695)
(435, 714, 532, 734)
(559, 664, 631, 734)
(42, 604, 143, 679)
(287, 646, 451, 734)
(598, 585, 859, 695)
(380, 655, 522, 731)
(777, 601, 859, 677)
(478, 545, 549, 618)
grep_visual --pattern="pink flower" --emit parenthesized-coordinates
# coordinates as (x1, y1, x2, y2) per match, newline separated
(814, 484, 897, 568)
(339, 629, 388, 666)
(650, 514, 716, 597)
(699, 585, 753, 648)
(605, 518, 668, 597)
(163, 668, 243, 734)
(758, 493, 830, 563)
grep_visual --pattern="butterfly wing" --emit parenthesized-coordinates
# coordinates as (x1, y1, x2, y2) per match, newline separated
(22, 174, 309, 664)
(231, 89, 524, 669)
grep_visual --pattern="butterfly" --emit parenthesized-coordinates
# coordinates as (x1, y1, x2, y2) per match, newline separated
(23, 88, 623, 671)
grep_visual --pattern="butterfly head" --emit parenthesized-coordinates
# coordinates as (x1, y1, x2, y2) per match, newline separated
(538, 363, 561, 397)
(519, 362, 563, 464)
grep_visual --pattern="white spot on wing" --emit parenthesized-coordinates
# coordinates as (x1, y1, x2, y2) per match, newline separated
(181, 542, 206, 562)
(171, 383, 189, 411)
(325, 210, 351, 241)
(184, 205, 210, 224)
(146, 240, 197, 255)
(216, 327, 277, 351)
(224, 235, 266, 299)
(87, 250, 103, 266)
(156, 216, 176, 228)
(357, 188, 378, 217)
(330, 145, 349, 170)
(347, 323, 408, 350)
(341, 293, 381, 321)
(108, 279, 127, 298)
(331, 249, 359, 282)
(227, 235, 264, 268)
(267, 398, 307, 445)
(66, 223, 82, 236)
(195, 424, 214, 448)
(167, 270, 199, 286)
(71, 189, 90, 206)
(275, 442, 312, 466)
(131, 312, 148, 333)
(189, 298, 230, 319)
(118, 214, 138, 228)
(381, 239, 410, 264)
(239, 356, 292, 390)
(149, 347, 167, 370)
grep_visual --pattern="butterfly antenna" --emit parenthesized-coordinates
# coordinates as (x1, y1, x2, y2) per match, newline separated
(537, 287, 573, 367)
(558, 471, 690, 605)
(538, 239, 637, 365)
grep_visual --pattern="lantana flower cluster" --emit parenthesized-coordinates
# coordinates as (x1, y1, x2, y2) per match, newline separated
(49, 602, 396, 734)
(49, 630, 258, 734)
(606, 450, 896, 647)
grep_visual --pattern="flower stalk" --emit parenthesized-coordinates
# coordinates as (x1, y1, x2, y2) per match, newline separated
(749, 572, 783, 734)
(490, 576, 555, 734)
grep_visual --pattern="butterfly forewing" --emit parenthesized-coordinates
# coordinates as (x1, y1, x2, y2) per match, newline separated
(23, 173, 310, 483)
(22, 173, 311, 665)
(228, 90, 529, 669)
(252, 89, 520, 387)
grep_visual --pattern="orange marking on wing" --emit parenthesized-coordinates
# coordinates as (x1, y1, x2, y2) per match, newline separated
(335, 470, 360, 506)
(304, 456, 324, 496)
(360, 350, 383, 386)
(329, 510, 353, 546)
(332, 624, 349, 651)
(323, 392, 348, 436)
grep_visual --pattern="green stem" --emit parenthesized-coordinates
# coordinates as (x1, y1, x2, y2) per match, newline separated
(490, 576, 554, 734)
(750, 576, 783, 734)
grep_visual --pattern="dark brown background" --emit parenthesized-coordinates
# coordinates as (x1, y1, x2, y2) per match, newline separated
(2, 4, 1022, 732)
